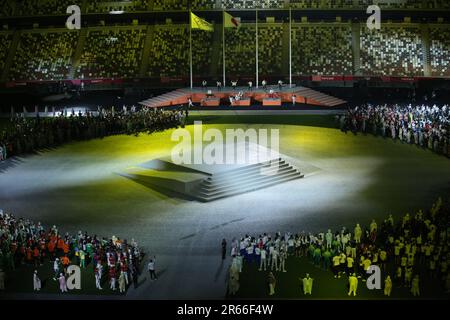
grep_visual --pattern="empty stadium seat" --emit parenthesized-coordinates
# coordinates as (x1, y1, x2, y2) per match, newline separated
(86, 0, 150, 13)
(430, 26, 450, 77)
(76, 28, 146, 79)
(9, 30, 79, 81)
(360, 25, 424, 77)
(146, 25, 213, 78)
(0, 32, 12, 74)
(291, 24, 353, 75)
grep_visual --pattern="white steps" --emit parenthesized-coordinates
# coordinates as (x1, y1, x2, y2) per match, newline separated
(190, 158, 304, 202)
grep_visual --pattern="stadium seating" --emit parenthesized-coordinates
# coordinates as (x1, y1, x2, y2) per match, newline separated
(258, 24, 284, 76)
(0, 0, 14, 16)
(221, 0, 284, 9)
(220, 24, 285, 77)
(14, 0, 73, 16)
(2, 0, 450, 15)
(2, 20, 450, 81)
(192, 29, 214, 76)
(146, 25, 213, 78)
(430, 26, 450, 77)
(152, 0, 188, 11)
(222, 25, 256, 77)
(86, 0, 150, 13)
(291, 24, 353, 75)
(76, 28, 146, 79)
(9, 30, 78, 81)
(290, 0, 351, 9)
(360, 25, 424, 77)
(192, 0, 216, 10)
(289, 0, 449, 9)
(0, 33, 12, 74)
(434, 0, 450, 9)
(147, 25, 189, 77)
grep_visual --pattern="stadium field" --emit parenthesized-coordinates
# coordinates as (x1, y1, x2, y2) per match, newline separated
(0, 116, 448, 299)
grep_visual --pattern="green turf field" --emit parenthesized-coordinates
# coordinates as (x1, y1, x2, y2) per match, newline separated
(187, 114, 338, 128)
(2, 260, 123, 296)
(231, 255, 447, 300)
(0, 115, 448, 299)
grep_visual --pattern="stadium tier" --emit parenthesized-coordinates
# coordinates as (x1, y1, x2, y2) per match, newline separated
(430, 25, 450, 77)
(1, 21, 449, 82)
(0, 1, 450, 16)
(360, 24, 424, 77)
(146, 25, 213, 78)
(76, 27, 146, 79)
(8, 29, 79, 81)
(291, 23, 353, 76)
(0, 32, 12, 75)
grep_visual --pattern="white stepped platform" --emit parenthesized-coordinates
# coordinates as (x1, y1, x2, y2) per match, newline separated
(122, 142, 306, 202)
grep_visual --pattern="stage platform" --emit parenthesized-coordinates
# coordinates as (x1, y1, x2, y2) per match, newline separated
(139, 85, 346, 109)
(122, 142, 307, 202)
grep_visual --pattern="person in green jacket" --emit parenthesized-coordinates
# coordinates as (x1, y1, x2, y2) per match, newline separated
(384, 275, 393, 297)
(313, 247, 322, 266)
(348, 273, 358, 296)
(301, 273, 313, 295)
(308, 243, 315, 261)
(411, 275, 420, 297)
(322, 249, 331, 270)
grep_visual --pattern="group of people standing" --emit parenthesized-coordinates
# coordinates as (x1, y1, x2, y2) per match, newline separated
(0, 210, 143, 294)
(201, 79, 286, 92)
(342, 103, 449, 157)
(226, 197, 449, 298)
(0, 107, 184, 161)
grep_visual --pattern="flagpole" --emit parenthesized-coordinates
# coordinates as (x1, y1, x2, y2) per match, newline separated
(222, 11, 226, 87)
(255, 9, 259, 89)
(189, 10, 193, 89)
(289, 8, 292, 88)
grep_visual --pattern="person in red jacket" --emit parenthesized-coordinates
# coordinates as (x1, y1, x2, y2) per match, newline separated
(109, 267, 116, 291)
(26, 247, 33, 264)
(48, 241, 56, 260)
(33, 247, 40, 267)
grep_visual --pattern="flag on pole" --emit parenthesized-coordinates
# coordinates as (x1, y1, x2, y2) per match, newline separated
(224, 12, 240, 28)
(191, 12, 214, 32)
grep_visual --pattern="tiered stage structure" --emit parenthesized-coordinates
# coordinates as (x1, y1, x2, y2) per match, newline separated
(139, 86, 346, 108)
(123, 142, 305, 202)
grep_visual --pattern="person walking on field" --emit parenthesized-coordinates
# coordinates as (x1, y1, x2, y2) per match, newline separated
(301, 273, 313, 295)
(384, 275, 392, 297)
(354, 224, 362, 243)
(268, 272, 276, 296)
(33, 270, 41, 291)
(259, 248, 267, 271)
(411, 275, 420, 297)
(59, 273, 68, 293)
(148, 256, 157, 280)
(348, 273, 358, 296)
(221, 239, 227, 260)
(0, 269, 4, 291)
(119, 272, 126, 293)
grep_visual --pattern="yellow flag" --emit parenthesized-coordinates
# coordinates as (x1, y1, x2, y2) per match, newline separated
(191, 12, 213, 32)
